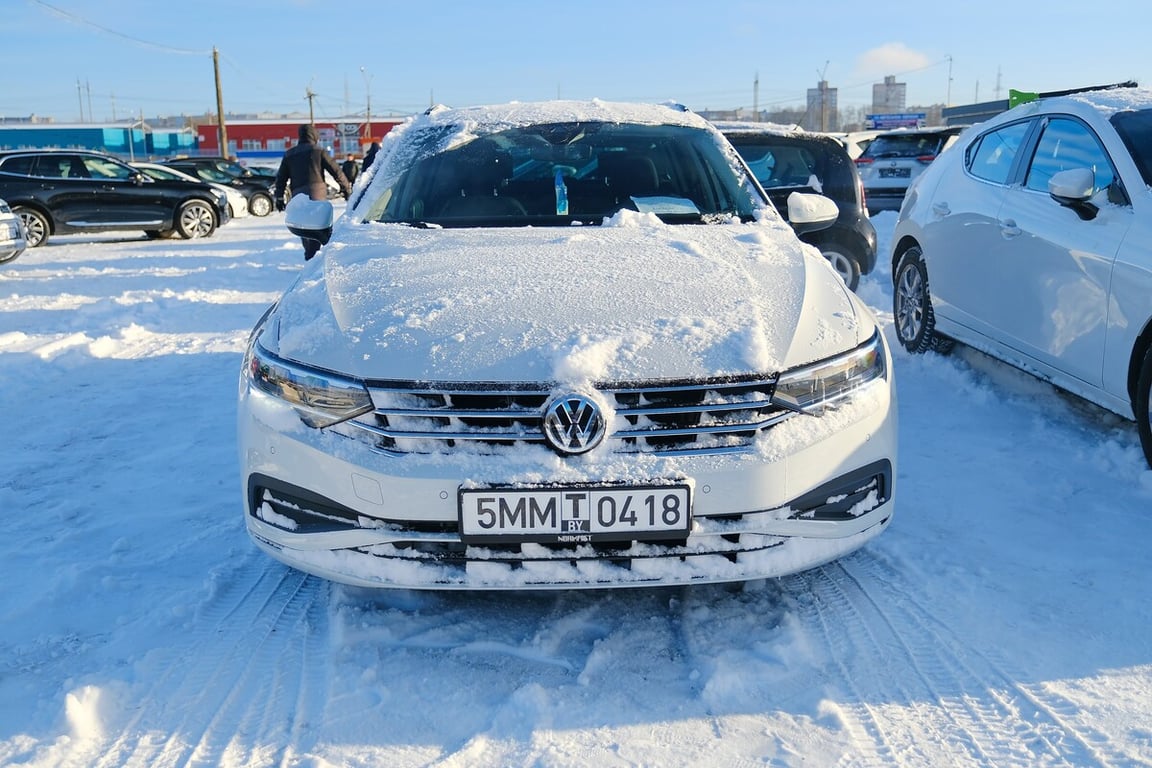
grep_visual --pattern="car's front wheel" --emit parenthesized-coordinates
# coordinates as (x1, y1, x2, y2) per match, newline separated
(249, 192, 274, 217)
(1137, 347, 1152, 469)
(175, 200, 218, 239)
(15, 207, 49, 248)
(820, 246, 862, 292)
(893, 245, 952, 354)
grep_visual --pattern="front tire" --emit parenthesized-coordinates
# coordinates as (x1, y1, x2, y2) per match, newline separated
(893, 245, 952, 354)
(175, 200, 217, 239)
(15, 207, 49, 248)
(821, 246, 862, 292)
(1137, 347, 1152, 469)
(249, 192, 274, 217)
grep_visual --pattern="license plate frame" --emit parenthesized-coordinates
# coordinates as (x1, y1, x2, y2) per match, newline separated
(879, 167, 911, 178)
(459, 483, 692, 545)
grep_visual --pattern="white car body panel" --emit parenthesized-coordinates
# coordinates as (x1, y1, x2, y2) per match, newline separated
(894, 88, 1152, 420)
(271, 221, 868, 383)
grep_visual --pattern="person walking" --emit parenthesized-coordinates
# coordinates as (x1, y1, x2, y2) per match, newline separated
(341, 153, 359, 186)
(274, 124, 353, 260)
(361, 141, 381, 174)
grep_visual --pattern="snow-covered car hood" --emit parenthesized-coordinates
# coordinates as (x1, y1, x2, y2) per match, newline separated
(266, 212, 872, 383)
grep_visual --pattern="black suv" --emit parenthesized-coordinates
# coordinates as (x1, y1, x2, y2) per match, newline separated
(718, 123, 877, 290)
(162, 156, 277, 217)
(0, 150, 230, 248)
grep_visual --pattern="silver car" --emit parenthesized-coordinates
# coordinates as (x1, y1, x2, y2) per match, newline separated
(856, 126, 964, 214)
(0, 198, 27, 264)
(891, 85, 1152, 468)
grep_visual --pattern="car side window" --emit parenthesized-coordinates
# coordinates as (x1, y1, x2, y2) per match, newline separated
(31, 155, 86, 178)
(80, 156, 135, 181)
(0, 156, 37, 176)
(1025, 118, 1115, 195)
(967, 121, 1030, 184)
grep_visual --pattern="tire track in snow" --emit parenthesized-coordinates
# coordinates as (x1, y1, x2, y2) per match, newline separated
(93, 555, 329, 768)
(842, 552, 1130, 767)
(798, 548, 1112, 767)
(788, 565, 905, 768)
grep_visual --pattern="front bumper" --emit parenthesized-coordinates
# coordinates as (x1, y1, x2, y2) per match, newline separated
(238, 367, 898, 590)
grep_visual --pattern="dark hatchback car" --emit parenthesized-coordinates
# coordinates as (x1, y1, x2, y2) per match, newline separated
(162, 156, 277, 217)
(718, 123, 877, 290)
(0, 149, 229, 247)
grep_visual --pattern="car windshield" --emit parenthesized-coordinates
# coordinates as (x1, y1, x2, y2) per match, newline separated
(193, 166, 236, 184)
(1111, 108, 1152, 186)
(863, 133, 946, 159)
(212, 160, 250, 177)
(364, 122, 759, 226)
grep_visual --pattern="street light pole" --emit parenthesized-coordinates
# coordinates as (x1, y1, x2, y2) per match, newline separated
(360, 66, 372, 146)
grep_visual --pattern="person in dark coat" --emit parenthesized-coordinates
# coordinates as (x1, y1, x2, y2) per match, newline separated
(361, 141, 381, 174)
(275, 124, 353, 259)
(341, 153, 359, 185)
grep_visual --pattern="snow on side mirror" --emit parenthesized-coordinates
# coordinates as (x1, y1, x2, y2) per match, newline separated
(285, 195, 334, 244)
(786, 191, 839, 235)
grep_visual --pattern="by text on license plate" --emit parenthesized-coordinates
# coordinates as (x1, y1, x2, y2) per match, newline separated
(879, 167, 911, 178)
(459, 484, 692, 544)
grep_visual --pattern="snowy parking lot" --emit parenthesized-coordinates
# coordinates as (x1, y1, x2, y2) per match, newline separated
(1, 209, 1150, 767)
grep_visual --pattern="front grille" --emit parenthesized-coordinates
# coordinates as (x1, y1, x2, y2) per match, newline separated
(346, 377, 793, 456)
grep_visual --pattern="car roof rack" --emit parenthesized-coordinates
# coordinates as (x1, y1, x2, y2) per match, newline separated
(1010, 80, 1138, 107)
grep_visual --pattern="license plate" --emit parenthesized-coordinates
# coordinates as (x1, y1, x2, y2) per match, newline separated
(879, 167, 911, 178)
(459, 483, 692, 544)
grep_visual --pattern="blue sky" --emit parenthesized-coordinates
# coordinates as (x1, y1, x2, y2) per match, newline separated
(3, 0, 1147, 123)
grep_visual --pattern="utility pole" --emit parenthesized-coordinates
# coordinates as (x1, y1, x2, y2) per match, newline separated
(306, 87, 316, 126)
(753, 72, 759, 121)
(76, 78, 84, 122)
(946, 55, 954, 106)
(360, 66, 372, 143)
(86, 81, 93, 125)
(213, 47, 229, 157)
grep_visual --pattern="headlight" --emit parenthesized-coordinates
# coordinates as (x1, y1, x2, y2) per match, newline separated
(772, 331, 886, 413)
(244, 338, 373, 428)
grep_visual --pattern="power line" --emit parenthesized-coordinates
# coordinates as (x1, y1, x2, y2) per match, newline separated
(29, 0, 210, 55)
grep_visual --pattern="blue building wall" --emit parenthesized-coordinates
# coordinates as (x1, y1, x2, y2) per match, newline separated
(0, 125, 196, 159)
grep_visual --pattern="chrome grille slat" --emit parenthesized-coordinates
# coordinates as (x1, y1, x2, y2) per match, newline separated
(356, 377, 787, 455)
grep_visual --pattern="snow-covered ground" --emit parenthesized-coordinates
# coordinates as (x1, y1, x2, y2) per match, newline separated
(1, 209, 1150, 767)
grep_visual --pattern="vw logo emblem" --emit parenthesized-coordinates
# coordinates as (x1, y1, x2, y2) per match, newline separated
(542, 393, 607, 455)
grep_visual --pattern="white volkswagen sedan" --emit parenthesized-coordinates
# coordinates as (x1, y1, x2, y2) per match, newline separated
(891, 86, 1152, 468)
(238, 100, 897, 590)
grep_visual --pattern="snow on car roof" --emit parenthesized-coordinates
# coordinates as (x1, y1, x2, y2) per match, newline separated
(1062, 85, 1152, 115)
(709, 120, 805, 135)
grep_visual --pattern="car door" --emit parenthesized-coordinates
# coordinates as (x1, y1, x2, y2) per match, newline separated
(76, 154, 168, 228)
(921, 120, 1032, 332)
(986, 116, 1131, 387)
(28, 153, 96, 227)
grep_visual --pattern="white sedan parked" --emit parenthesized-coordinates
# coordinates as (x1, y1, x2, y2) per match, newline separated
(238, 100, 897, 590)
(132, 162, 249, 220)
(891, 85, 1152, 468)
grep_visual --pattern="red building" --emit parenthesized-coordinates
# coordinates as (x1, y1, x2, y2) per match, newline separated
(192, 116, 405, 160)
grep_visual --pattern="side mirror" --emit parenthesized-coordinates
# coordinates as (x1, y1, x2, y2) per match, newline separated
(786, 191, 839, 235)
(1049, 168, 1098, 221)
(285, 195, 334, 245)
